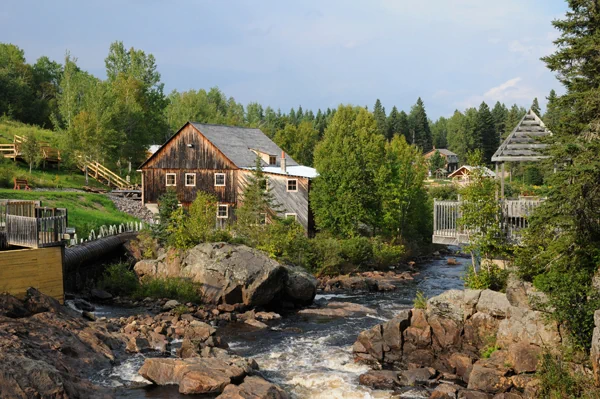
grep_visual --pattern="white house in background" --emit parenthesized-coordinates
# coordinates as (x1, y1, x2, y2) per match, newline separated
(448, 165, 496, 186)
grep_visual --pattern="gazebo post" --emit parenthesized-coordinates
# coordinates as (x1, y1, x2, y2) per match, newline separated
(495, 162, 499, 201)
(501, 162, 505, 199)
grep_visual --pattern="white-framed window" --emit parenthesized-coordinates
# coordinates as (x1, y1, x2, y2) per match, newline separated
(217, 204, 229, 218)
(185, 173, 196, 187)
(269, 155, 277, 165)
(215, 173, 226, 187)
(287, 179, 298, 192)
(259, 212, 267, 225)
(166, 173, 176, 186)
(285, 213, 297, 221)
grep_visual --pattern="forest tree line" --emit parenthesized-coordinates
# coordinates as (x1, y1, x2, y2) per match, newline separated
(1, 41, 560, 171)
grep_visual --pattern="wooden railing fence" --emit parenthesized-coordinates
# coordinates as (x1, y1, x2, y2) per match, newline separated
(432, 198, 543, 245)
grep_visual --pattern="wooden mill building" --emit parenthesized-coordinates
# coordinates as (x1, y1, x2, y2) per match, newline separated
(139, 122, 318, 232)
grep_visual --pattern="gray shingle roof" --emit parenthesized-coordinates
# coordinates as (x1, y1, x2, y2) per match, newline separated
(190, 123, 299, 168)
(492, 110, 552, 163)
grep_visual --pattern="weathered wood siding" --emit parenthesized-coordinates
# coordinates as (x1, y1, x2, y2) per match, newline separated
(0, 247, 64, 303)
(238, 170, 311, 231)
(142, 123, 238, 205)
(143, 168, 238, 205)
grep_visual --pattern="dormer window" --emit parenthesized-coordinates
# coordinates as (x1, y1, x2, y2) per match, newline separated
(269, 155, 277, 165)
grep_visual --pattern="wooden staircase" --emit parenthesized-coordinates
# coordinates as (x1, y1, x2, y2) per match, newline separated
(76, 157, 133, 190)
(0, 135, 61, 163)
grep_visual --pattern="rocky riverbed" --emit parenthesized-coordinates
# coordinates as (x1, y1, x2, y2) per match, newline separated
(1, 248, 478, 399)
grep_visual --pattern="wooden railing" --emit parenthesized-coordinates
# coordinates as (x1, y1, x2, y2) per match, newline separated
(0, 143, 16, 159)
(0, 200, 67, 249)
(77, 156, 131, 189)
(432, 199, 543, 245)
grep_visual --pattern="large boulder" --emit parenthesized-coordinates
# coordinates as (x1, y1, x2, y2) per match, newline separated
(476, 290, 511, 318)
(135, 243, 317, 308)
(139, 356, 257, 395)
(359, 370, 399, 390)
(282, 264, 317, 305)
(463, 313, 501, 352)
(217, 376, 288, 399)
(299, 301, 376, 318)
(496, 306, 561, 348)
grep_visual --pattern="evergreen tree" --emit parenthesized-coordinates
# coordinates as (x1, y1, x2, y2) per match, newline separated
(516, 1, 600, 350)
(314, 109, 327, 136)
(398, 110, 410, 142)
(430, 117, 448, 148)
(407, 98, 432, 150)
(531, 97, 541, 115)
(386, 106, 401, 141)
(236, 156, 281, 246)
(543, 89, 560, 131)
(477, 102, 497, 163)
(373, 99, 387, 137)
(503, 104, 526, 138)
(491, 102, 508, 146)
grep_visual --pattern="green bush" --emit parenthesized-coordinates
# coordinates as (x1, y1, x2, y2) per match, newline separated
(480, 344, 500, 359)
(257, 217, 311, 268)
(537, 352, 600, 399)
(130, 229, 157, 259)
(413, 291, 428, 309)
(464, 263, 509, 292)
(372, 239, 405, 267)
(308, 234, 344, 276)
(340, 236, 373, 266)
(135, 277, 200, 303)
(523, 165, 544, 186)
(98, 263, 139, 296)
(428, 184, 458, 200)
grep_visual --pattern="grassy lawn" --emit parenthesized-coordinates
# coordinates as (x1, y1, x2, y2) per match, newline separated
(0, 189, 138, 238)
(0, 160, 107, 189)
(0, 118, 57, 144)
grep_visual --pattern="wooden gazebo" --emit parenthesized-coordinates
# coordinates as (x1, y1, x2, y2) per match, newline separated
(491, 109, 552, 198)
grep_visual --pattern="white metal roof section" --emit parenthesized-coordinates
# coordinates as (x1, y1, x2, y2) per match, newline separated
(148, 144, 161, 154)
(243, 165, 319, 179)
(491, 109, 552, 163)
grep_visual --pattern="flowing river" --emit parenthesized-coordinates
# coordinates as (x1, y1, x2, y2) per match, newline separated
(95, 255, 468, 398)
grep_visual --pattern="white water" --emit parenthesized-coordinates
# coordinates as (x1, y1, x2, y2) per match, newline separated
(93, 255, 468, 398)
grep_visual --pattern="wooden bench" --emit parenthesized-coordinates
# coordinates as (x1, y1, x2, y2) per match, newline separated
(13, 178, 31, 190)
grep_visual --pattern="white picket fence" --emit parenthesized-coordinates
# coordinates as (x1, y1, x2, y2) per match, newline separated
(68, 221, 146, 246)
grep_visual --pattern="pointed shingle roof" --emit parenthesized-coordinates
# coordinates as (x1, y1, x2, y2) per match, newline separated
(491, 109, 552, 163)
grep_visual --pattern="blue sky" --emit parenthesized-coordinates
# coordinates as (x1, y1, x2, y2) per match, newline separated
(1, 0, 568, 118)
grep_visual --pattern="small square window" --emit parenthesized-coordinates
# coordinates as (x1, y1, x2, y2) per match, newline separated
(287, 179, 297, 192)
(259, 213, 267, 225)
(217, 204, 228, 218)
(285, 213, 297, 221)
(166, 173, 176, 186)
(215, 173, 226, 187)
(185, 173, 196, 187)
(269, 155, 276, 165)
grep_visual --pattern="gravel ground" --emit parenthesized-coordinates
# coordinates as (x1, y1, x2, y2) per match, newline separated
(108, 194, 156, 224)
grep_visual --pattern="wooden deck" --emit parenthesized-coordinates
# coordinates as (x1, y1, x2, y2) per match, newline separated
(0, 200, 68, 249)
(432, 199, 542, 245)
(77, 156, 137, 190)
(1, 135, 61, 164)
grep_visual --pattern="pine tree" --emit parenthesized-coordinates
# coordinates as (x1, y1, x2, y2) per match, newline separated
(431, 117, 448, 148)
(408, 98, 432, 150)
(398, 111, 410, 142)
(515, 1, 600, 350)
(504, 104, 526, 138)
(491, 102, 508, 146)
(543, 89, 560, 131)
(531, 97, 541, 115)
(236, 156, 281, 246)
(477, 102, 496, 163)
(373, 99, 387, 137)
(386, 106, 401, 141)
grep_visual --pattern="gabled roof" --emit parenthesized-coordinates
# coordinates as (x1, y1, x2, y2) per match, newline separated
(424, 148, 457, 157)
(140, 122, 300, 169)
(492, 109, 552, 163)
(190, 123, 299, 168)
(448, 165, 496, 178)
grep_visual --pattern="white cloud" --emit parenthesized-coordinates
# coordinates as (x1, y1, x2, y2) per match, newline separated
(459, 77, 543, 109)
